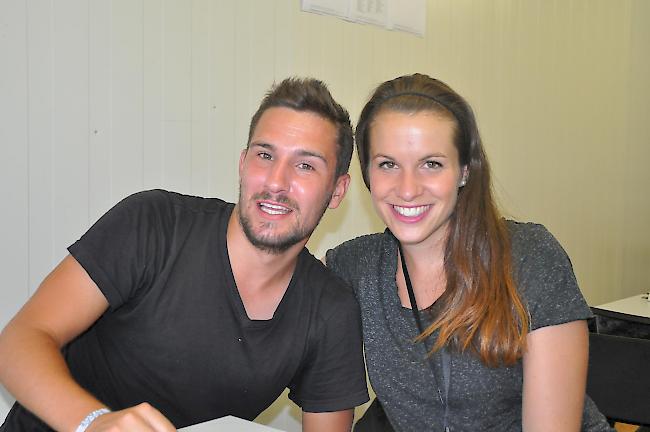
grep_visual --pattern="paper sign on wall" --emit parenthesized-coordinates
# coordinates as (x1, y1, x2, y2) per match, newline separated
(301, 0, 426, 37)
(300, 0, 350, 19)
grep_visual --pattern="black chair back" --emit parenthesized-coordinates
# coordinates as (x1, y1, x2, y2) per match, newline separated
(587, 332, 650, 426)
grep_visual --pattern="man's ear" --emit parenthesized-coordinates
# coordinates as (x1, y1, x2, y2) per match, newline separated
(328, 174, 351, 209)
(238, 148, 248, 177)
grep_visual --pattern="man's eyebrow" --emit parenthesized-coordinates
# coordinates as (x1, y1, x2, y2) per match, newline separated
(296, 149, 328, 165)
(250, 142, 273, 150)
(250, 142, 328, 165)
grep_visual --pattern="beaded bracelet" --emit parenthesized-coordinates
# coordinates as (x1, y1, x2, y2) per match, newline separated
(75, 408, 111, 432)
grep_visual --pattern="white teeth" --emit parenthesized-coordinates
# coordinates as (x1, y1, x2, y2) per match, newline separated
(259, 202, 290, 215)
(393, 205, 430, 217)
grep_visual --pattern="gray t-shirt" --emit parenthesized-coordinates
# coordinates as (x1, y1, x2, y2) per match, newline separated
(326, 221, 613, 432)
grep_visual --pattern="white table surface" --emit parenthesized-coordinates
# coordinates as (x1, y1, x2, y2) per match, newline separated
(179, 416, 283, 432)
(593, 293, 650, 319)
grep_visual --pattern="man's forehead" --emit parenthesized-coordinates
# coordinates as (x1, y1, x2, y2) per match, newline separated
(251, 107, 337, 150)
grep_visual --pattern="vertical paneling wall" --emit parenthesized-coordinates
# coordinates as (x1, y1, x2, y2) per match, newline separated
(1, 0, 649, 429)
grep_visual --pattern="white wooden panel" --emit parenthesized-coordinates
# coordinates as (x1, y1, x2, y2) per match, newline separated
(51, 0, 90, 256)
(621, 0, 650, 297)
(210, 0, 237, 202)
(233, 1, 255, 159)
(26, 0, 55, 293)
(163, 122, 192, 192)
(162, 0, 192, 193)
(249, 1, 276, 101)
(111, 0, 145, 200)
(344, 13, 374, 119)
(273, 0, 294, 80)
(0, 0, 29, 324)
(190, 0, 212, 197)
(88, 0, 113, 222)
(0, 0, 28, 418)
(143, 0, 165, 189)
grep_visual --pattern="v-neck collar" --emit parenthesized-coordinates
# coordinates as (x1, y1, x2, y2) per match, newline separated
(219, 204, 303, 328)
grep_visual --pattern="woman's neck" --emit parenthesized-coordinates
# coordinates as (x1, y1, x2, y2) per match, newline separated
(396, 235, 448, 310)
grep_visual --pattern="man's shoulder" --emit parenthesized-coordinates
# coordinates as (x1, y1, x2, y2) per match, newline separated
(300, 250, 351, 290)
(298, 251, 359, 308)
(119, 189, 233, 216)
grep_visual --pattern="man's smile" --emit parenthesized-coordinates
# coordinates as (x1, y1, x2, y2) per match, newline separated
(258, 201, 292, 215)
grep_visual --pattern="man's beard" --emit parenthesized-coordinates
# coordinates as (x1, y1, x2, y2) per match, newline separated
(238, 190, 331, 255)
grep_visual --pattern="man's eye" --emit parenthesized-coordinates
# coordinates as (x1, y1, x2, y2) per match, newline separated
(258, 152, 272, 160)
(297, 163, 314, 171)
(378, 161, 396, 169)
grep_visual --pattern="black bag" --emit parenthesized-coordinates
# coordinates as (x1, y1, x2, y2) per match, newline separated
(353, 398, 395, 432)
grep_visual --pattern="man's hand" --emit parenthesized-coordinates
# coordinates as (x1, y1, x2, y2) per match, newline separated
(86, 403, 176, 431)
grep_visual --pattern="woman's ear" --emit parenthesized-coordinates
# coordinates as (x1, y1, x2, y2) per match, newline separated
(459, 166, 469, 187)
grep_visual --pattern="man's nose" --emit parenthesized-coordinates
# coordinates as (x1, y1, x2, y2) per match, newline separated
(265, 161, 291, 193)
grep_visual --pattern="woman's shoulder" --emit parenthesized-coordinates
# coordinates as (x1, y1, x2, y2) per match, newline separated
(505, 220, 590, 329)
(325, 231, 392, 282)
(332, 232, 387, 255)
(506, 220, 567, 263)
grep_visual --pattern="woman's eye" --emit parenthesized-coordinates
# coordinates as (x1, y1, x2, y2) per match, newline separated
(378, 161, 396, 169)
(425, 160, 442, 169)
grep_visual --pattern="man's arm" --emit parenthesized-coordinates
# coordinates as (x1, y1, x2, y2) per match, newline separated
(302, 410, 353, 432)
(0, 255, 175, 431)
(521, 320, 588, 431)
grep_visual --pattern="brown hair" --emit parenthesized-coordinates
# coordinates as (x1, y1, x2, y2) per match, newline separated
(248, 77, 354, 179)
(356, 73, 529, 366)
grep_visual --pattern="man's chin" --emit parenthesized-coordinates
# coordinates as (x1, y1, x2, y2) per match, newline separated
(247, 235, 303, 255)
(238, 207, 316, 254)
(242, 226, 310, 255)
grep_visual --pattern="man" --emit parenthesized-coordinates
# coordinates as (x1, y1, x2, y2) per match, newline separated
(0, 78, 368, 431)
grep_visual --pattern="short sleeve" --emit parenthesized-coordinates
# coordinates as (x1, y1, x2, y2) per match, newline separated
(287, 281, 369, 412)
(68, 190, 173, 309)
(510, 222, 593, 331)
(325, 245, 352, 285)
(326, 234, 381, 293)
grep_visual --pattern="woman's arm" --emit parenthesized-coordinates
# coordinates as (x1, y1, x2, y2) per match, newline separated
(522, 320, 588, 431)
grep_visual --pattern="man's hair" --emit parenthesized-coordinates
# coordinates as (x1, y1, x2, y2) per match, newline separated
(247, 77, 353, 179)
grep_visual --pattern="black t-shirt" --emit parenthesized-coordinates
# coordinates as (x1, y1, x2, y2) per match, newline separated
(2, 190, 368, 430)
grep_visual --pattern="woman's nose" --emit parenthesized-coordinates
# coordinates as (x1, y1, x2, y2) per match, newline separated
(397, 170, 421, 201)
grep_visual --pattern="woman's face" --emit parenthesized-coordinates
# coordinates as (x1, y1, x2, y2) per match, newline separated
(368, 110, 466, 249)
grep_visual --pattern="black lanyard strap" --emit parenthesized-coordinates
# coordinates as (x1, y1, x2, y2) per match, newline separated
(397, 239, 451, 431)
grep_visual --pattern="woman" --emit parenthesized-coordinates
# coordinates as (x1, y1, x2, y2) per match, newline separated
(326, 74, 613, 431)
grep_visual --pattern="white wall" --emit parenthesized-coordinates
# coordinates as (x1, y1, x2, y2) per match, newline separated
(1, 0, 649, 429)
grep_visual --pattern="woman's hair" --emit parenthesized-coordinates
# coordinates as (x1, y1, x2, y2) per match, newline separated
(356, 73, 529, 366)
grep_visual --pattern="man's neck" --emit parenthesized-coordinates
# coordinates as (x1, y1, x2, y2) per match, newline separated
(225, 206, 306, 319)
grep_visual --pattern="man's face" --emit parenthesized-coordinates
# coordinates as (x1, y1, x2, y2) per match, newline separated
(238, 107, 349, 254)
